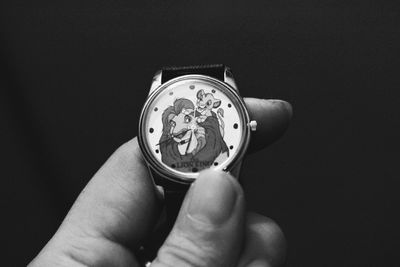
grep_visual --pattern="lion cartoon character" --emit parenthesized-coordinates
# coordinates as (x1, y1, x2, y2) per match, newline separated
(159, 98, 229, 172)
(196, 89, 225, 137)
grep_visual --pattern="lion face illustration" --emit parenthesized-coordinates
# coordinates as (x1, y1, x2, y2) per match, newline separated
(161, 99, 205, 156)
(169, 108, 196, 138)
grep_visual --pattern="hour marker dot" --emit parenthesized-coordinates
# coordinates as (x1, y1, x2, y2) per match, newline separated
(228, 103, 232, 108)
(212, 89, 216, 93)
(169, 91, 173, 95)
(189, 85, 195, 89)
(154, 107, 158, 112)
(149, 128, 154, 133)
(214, 162, 218, 166)
(229, 145, 234, 150)
(233, 123, 238, 129)
(155, 149, 159, 153)
(192, 167, 198, 172)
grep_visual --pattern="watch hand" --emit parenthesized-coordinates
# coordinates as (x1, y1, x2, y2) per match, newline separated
(185, 131, 193, 154)
(179, 138, 190, 145)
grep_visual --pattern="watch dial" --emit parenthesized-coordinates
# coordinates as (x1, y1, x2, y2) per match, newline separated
(141, 77, 246, 180)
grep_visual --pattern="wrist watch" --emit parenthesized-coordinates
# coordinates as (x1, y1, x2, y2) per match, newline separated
(137, 64, 257, 264)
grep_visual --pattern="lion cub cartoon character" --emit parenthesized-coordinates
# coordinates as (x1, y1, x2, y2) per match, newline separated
(196, 89, 225, 137)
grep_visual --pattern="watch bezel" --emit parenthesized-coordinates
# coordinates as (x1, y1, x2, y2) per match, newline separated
(138, 74, 251, 184)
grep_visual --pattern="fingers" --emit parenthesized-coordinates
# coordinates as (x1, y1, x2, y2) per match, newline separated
(30, 97, 291, 266)
(32, 138, 161, 265)
(62, 138, 161, 245)
(244, 98, 292, 153)
(152, 169, 245, 267)
(238, 213, 287, 267)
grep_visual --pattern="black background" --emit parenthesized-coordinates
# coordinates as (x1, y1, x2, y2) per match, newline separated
(1, 0, 399, 266)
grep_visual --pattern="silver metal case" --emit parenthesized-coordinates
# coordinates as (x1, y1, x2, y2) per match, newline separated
(138, 71, 251, 185)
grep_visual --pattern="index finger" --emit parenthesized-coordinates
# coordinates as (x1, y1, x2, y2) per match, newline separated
(57, 138, 162, 248)
(245, 98, 293, 153)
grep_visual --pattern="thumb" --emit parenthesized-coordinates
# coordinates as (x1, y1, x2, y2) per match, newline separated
(152, 170, 245, 267)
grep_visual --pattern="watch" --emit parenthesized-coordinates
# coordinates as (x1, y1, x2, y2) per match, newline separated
(137, 64, 257, 264)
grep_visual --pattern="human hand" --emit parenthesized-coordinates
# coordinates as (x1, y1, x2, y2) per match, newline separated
(29, 98, 292, 267)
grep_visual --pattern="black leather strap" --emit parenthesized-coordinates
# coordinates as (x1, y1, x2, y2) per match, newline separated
(136, 175, 190, 265)
(138, 64, 226, 265)
(164, 189, 188, 225)
(161, 64, 225, 83)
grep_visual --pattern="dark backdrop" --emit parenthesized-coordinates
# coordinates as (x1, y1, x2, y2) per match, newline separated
(1, 1, 399, 266)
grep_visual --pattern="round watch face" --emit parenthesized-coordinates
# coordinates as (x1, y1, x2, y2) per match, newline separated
(139, 75, 250, 183)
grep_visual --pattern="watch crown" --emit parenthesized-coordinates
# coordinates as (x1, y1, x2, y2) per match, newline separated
(249, 120, 257, 131)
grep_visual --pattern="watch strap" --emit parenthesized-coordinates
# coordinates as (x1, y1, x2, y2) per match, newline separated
(138, 63, 232, 265)
(136, 172, 190, 265)
(164, 189, 188, 226)
(154, 174, 190, 228)
(161, 64, 226, 83)
(136, 190, 188, 266)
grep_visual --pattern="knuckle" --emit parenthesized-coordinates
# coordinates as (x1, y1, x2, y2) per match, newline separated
(109, 138, 147, 170)
(257, 217, 286, 249)
(247, 213, 287, 265)
(153, 233, 221, 267)
(114, 138, 140, 161)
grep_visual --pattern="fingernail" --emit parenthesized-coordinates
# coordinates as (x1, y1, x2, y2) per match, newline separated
(270, 99, 293, 119)
(187, 170, 239, 225)
(282, 101, 293, 119)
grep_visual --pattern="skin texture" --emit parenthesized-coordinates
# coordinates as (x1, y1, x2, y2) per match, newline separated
(29, 98, 292, 267)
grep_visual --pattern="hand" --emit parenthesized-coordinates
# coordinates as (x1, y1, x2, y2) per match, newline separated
(29, 98, 292, 267)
